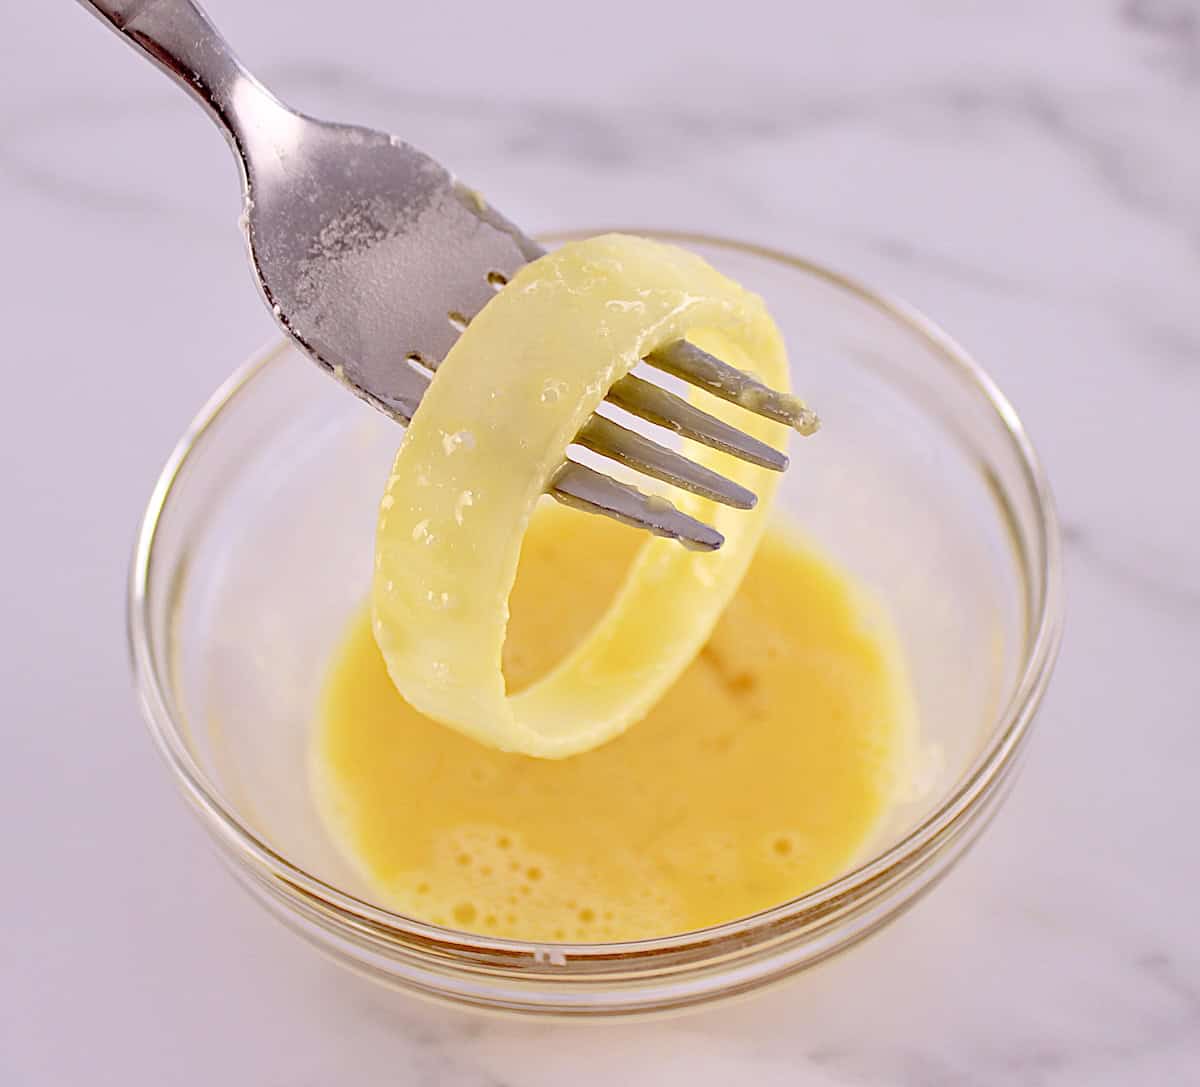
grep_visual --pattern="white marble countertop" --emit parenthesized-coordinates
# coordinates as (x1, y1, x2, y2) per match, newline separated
(3, 2, 1198, 1083)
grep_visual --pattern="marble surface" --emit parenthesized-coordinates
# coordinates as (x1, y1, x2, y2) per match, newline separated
(3, 1, 1198, 1083)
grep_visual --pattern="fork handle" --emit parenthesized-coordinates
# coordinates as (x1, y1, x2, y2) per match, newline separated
(76, 0, 288, 161)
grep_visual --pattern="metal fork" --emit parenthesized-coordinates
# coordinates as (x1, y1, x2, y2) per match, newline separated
(79, 0, 818, 550)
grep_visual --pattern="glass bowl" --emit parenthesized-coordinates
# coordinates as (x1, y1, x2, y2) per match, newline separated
(129, 231, 1063, 1016)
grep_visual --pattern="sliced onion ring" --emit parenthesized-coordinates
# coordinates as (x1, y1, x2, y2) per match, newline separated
(372, 234, 794, 758)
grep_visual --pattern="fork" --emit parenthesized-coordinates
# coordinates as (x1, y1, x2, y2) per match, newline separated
(79, 0, 817, 550)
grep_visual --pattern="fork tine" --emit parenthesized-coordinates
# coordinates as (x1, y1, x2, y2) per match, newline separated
(646, 340, 820, 435)
(577, 415, 757, 509)
(606, 375, 789, 471)
(507, 236, 813, 436)
(550, 461, 723, 551)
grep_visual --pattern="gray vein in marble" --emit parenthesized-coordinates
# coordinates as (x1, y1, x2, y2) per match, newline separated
(10, 51, 1198, 271)
(814, 988, 1200, 1087)
(931, 80, 1193, 235)
(1065, 981, 1200, 1077)
(1063, 521, 1200, 622)
(1121, 0, 1200, 82)
(998, 1045, 1070, 1080)
(790, 1045, 994, 1087)
(261, 59, 823, 168)
(0, 148, 174, 219)
(1123, 316, 1200, 375)
(0, 94, 212, 224)
(866, 235, 1034, 298)
(1138, 951, 1200, 1014)
(270, 59, 1200, 261)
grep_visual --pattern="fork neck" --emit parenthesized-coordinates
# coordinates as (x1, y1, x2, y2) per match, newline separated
(79, 0, 293, 170)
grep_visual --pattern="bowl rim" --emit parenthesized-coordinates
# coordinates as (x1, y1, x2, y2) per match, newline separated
(128, 229, 1064, 966)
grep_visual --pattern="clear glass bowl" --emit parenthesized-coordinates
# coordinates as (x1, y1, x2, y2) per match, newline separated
(129, 231, 1063, 1016)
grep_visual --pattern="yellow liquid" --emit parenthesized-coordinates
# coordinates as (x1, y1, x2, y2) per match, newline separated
(314, 503, 913, 942)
